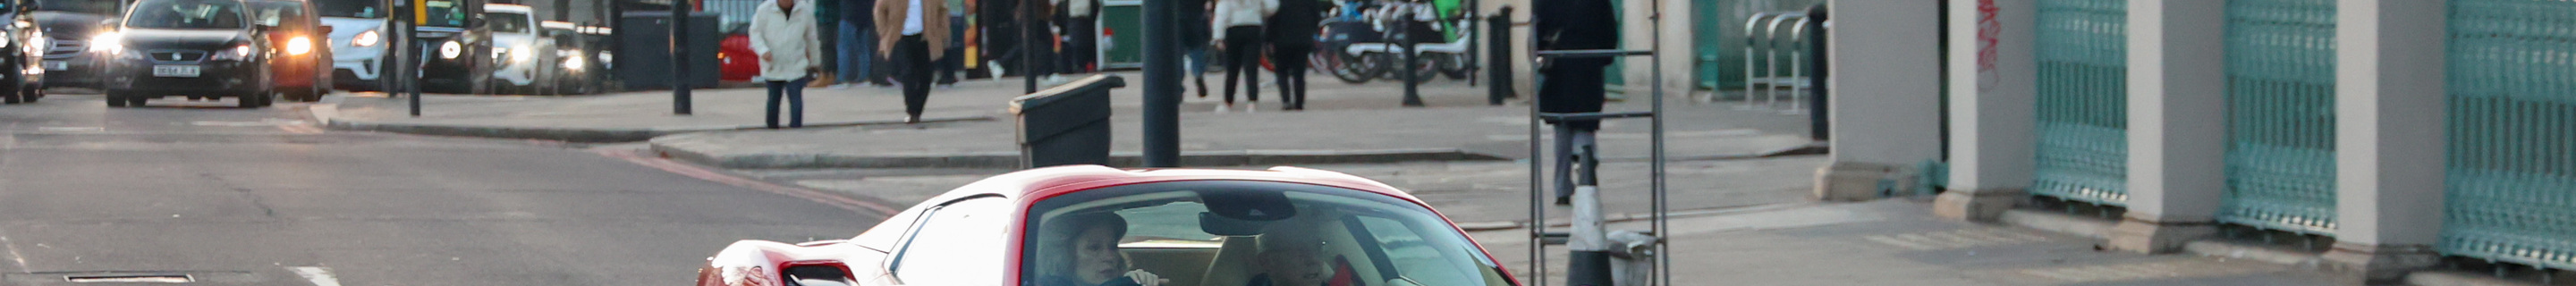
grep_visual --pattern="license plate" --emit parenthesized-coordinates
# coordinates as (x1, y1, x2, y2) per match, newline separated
(42, 61, 64, 71)
(151, 65, 199, 78)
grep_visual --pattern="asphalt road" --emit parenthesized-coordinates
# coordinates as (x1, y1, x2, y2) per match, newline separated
(0, 93, 885, 285)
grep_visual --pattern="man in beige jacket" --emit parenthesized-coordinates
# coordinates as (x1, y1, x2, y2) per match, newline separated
(876, 0, 949, 123)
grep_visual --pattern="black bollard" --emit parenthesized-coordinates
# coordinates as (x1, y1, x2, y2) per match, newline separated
(1140, 0, 1181, 167)
(1400, 16, 1424, 107)
(1487, 7, 1513, 105)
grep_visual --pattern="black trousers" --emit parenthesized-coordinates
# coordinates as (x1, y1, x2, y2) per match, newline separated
(896, 35, 934, 117)
(1065, 16, 1097, 72)
(1270, 44, 1310, 110)
(1220, 26, 1264, 105)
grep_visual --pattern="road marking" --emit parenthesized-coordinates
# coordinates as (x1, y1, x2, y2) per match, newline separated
(592, 148, 902, 214)
(35, 127, 104, 133)
(1864, 228, 2055, 250)
(278, 123, 326, 134)
(288, 266, 343, 286)
(0, 233, 28, 271)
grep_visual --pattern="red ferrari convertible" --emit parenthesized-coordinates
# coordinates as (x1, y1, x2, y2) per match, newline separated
(693, 165, 1522, 286)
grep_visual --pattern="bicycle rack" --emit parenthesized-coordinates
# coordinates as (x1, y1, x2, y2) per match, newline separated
(1525, 4, 1668, 286)
(1737, 13, 1809, 114)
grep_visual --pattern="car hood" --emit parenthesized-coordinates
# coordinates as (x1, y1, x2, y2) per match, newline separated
(119, 29, 253, 51)
(318, 17, 383, 41)
(32, 11, 106, 39)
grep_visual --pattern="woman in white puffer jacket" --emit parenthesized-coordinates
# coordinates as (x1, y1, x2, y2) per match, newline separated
(1210, 0, 1275, 113)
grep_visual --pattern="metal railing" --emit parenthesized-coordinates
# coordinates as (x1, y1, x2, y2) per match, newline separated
(2439, 0, 2576, 273)
(2028, 0, 2131, 206)
(2216, 0, 2340, 237)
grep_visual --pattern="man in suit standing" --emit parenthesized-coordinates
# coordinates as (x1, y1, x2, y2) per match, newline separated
(1534, 0, 1614, 204)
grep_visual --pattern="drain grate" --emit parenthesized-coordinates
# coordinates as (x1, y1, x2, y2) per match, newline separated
(65, 274, 191, 283)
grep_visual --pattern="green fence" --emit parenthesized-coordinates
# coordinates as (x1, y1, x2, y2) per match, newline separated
(2440, 0, 2576, 271)
(2029, 0, 2131, 206)
(2216, 0, 2338, 235)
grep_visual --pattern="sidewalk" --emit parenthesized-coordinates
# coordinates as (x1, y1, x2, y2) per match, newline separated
(1471, 200, 2350, 286)
(639, 72, 1819, 169)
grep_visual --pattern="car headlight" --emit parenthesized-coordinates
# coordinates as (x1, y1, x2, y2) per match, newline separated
(561, 53, 584, 71)
(210, 44, 255, 61)
(90, 32, 122, 54)
(508, 46, 531, 63)
(352, 30, 381, 47)
(285, 37, 313, 55)
(438, 40, 462, 59)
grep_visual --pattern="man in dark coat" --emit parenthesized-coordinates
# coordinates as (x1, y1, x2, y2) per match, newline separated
(1266, 0, 1319, 110)
(1534, 0, 1614, 204)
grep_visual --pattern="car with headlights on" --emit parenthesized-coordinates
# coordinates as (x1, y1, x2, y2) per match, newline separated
(1, 0, 47, 105)
(30, 0, 114, 90)
(540, 21, 607, 95)
(97, 0, 276, 108)
(314, 0, 386, 91)
(476, 4, 552, 95)
(411, 0, 477, 94)
(251, 0, 330, 102)
(693, 165, 1523, 286)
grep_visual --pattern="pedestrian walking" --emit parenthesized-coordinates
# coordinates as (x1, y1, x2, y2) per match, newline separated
(835, 0, 877, 88)
(754, 0, 825, 129)
(1055, 0, 1102, 74)
(1212, 0, 1275, 112)
(1181, 0, 1214, 99)
(877, 0, 951, 123)
(936, 0, 966, 88)
(1534, 0, 1614, 204)
(1267, 0, 1319, 111)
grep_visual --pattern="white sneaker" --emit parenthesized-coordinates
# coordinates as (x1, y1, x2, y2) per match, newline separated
(987, 61, 1007, 81)
(1245, 102, 1258, 113)
(1216, 104, 1231, 114)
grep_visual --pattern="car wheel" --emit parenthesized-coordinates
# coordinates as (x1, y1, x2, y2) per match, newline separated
(105, 91, 127, 107)
(238, 93, 264, 108)
(22, 86, 39, 103)
(128, 97, 149, 107)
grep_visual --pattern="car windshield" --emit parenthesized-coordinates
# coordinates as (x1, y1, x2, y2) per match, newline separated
(253, 2, 309, 29)
(420, 0, 466, 27)
(1025, 181, 1515, 286)
(36, 0, 121, 14)
(488, 13, 530, 33)
(314, 0, 385, 18)
(126, 0, 250, 29)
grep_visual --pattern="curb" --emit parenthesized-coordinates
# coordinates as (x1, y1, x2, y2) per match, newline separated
(1997, 209, 2115, 240)
(648, 144, 1513, 169)
(2406, 271, 2551, 286)
(309, 99, 991, 143)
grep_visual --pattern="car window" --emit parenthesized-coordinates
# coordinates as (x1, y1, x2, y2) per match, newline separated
(37, 0, 120, 14)
(488, 13, 530, 34)
(888, 198, 1008, 285)
(1023, 181, 1513, 286)
(421, 0, 467, 27)
(253, 3, 309, 28)
(126, 0, 250, 29)
(314, 0, 384, 18)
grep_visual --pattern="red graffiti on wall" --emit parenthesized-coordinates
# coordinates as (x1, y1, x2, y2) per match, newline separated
(1976, 0, 2001, 91)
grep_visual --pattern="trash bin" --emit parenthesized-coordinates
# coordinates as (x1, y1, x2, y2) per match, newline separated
(1012, 75, 1128, 169)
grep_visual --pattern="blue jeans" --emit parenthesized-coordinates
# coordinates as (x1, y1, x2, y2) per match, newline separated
(838, 21, 876, 84)
(766, 78, 810, 129)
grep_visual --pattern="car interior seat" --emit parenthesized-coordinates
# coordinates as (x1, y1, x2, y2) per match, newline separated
(1199, 206, 1389, 286)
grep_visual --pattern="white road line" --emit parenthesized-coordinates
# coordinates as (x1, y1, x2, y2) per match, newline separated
(0, 233, 29, 271)
(289, 266, 343, 286)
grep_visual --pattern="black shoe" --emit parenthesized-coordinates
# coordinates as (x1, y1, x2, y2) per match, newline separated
(1553, 196, 1572, 206)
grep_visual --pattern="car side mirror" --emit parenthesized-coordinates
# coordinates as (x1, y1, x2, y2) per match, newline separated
(318, 26, 334, 36)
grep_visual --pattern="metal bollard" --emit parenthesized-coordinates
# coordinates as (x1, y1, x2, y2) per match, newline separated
(1012, 75, 1128, 168)
(1487, 7, 1515, 105)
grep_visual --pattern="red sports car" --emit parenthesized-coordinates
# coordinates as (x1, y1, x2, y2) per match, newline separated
(717, 32, 758, 82)
(692, 165, 1523, 286)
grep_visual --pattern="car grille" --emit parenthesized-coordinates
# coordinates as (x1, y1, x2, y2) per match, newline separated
(44, 39, 84, 59)
(148, 51, 207, 63)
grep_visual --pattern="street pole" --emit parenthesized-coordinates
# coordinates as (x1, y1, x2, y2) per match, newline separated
(1401, 11, 1424, 107)
(672, 0, 692, 114)
(402, 0, 421, 116)
(1021, 0, 1039, 94)
(1140, 0, 1179, 167)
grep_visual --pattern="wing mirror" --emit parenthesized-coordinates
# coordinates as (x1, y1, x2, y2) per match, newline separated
(318, 26, 334, 36)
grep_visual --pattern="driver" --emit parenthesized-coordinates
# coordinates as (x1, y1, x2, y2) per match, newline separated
(1038, 212, 1169, 286)
(1246, 220, 1361, 286)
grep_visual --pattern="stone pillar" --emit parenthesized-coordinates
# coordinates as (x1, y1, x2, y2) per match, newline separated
(1934, 0, 2037, 221)
(1811, 0, 1944, 201)
(2321, 0, 2447, 283)
(2105, 0, 2228, 254)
